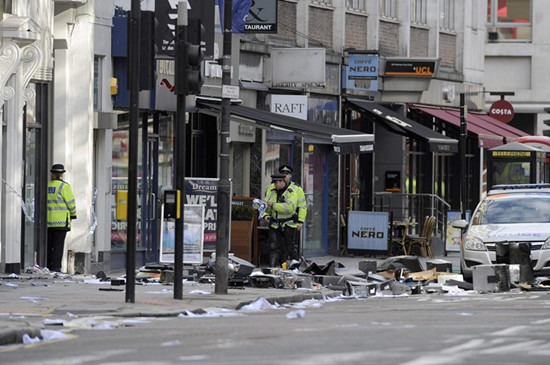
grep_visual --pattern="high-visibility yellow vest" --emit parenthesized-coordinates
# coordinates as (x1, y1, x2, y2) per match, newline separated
(47, 180, 77, 229)
(289, 181, 307, 223)
(267, 181, 308, 224)
(264, 183, 298, 229)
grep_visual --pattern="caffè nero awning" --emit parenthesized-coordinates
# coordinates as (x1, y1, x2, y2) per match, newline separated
(197, 102, 374, 154)
(346, 99, 458, 153)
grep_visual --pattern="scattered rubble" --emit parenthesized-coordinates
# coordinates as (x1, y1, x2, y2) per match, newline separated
(4, 254, 550, 300)
(128, 254, 550, 297)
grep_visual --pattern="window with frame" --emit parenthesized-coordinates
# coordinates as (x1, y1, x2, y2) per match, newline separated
(93, 56, 102, 111)
(487, 0, 531, 41)
(439, 0, 455, 30)
(381, 0, 397, 19)
(312, 0, 332, 6)
(411, 0, 427, 24)
(346, 0, 365, 12)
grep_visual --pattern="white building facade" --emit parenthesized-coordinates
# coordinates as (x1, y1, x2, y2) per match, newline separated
(484, 0, 550, 136)
(1, 0, 114, 274)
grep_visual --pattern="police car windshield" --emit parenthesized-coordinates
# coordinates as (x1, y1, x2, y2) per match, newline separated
(473, 196, 550, 225)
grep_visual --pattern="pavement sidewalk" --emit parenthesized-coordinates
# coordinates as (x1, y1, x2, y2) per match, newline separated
(0, 253, 460, 346)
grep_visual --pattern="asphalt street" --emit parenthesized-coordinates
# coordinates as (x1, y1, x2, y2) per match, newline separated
(1, 253, 460, 348)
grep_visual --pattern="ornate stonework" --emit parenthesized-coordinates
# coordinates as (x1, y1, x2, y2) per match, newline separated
(0, 41, 20, 104)
(21, 44, 41, 102)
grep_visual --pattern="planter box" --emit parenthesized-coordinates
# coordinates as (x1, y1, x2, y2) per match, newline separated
(231, 220, 254, 263)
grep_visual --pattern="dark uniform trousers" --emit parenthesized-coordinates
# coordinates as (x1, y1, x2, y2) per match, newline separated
(268, 223, 297, 267)
(47, 229, 68, 272)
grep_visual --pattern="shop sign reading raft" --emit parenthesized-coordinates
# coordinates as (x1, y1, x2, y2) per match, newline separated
(347, 211, 388, 251)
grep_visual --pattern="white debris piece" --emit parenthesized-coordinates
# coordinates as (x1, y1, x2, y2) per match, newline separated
(44, 318, 67, 325)
(20, 296, 49, 303)
(286, 310, 306, 319)
(188, 290, 212, 295)
(239, 297, 282, 311)
(22, 330, 67, 344)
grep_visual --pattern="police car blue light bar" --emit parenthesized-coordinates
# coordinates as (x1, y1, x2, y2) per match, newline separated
(491, 184, 550, 190)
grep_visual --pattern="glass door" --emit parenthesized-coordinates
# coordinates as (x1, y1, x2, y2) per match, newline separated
(303, 145, 328, 256)
(23, 127, 38, 269)
(23, 82, 46, 270)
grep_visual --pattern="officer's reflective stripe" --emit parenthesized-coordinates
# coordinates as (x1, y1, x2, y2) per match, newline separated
(48, 221, 67, 226)
(48, 206, 70, 211)
(297, 198, 307, 206)
(58, 182, 66, 200)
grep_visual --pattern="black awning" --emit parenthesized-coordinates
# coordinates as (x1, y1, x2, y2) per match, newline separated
(347, 99, 458, 153)
(198, 102, 374, 155)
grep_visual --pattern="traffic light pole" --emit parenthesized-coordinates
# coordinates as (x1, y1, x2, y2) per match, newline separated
(215, 0, 233, 294)
(174, 1, 188, 300)
(126, 0, 141, 303)
(459, 93, 467, 220)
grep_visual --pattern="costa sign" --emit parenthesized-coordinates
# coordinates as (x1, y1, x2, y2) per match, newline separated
(489, 99, 514, 123)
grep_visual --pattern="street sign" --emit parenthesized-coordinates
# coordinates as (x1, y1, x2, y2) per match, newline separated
(489, 99, 514, 123)
(222, 85, 239, 99)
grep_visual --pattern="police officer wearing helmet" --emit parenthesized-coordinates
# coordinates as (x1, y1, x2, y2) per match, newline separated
(278, 164, 307, 232)
(263, 174, 299, 267)
(47, 164, 77, 272)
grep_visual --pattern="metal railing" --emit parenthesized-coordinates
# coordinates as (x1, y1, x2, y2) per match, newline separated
(374, 192, 451, 244)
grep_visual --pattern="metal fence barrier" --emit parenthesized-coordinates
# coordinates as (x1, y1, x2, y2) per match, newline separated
(374, 192, 450, 247)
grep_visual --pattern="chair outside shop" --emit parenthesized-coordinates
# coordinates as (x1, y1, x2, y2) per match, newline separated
(406, 216, 436, 258)
(389, 217, 412, 256)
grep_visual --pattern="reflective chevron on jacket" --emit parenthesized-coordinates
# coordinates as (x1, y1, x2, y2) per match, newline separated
(47, 180, 77, 229)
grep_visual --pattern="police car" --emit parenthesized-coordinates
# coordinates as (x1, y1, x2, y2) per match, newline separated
(452, 184, 550, 280)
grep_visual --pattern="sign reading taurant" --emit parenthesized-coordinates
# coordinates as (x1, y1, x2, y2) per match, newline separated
(244, 0, 278, 33)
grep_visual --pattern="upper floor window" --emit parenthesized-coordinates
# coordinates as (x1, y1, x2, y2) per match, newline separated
(440, 0, 455, 30)
(312, 0, 332, 6)
(346, 0, 365, 12)
(381, 0, 397, 19)
(94, 56, 102, 111)
(411, 0, 427, 24)
(487, 0, 531, 41)
(0, 0, 12, 15)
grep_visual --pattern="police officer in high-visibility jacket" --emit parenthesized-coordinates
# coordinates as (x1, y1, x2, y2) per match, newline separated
(278, 165, 307, 231)
(263, 174, 299, 267)
(47, 164, 77, 272)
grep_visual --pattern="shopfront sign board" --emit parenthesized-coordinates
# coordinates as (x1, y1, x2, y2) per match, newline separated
(348, 211, 388, 251)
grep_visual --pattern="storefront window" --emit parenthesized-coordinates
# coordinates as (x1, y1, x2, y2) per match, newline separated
(111, 117, 174, 251)
(303, 144, 328, 255)
(263, 140, 292, 193)
(487, 0, 531, 41)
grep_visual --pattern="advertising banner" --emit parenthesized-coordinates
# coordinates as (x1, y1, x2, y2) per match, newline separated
(347, 211, 388, 251)
(160, 204, 205, 264)
(446, 211, 462, 252)
(185, 178, 231, 251)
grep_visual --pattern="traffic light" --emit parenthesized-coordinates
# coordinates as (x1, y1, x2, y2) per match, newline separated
(543, 107, 550, 137)
(140, 11, 155, 90)
(186, 18, 205, 95)
(175, 19, 204, 95)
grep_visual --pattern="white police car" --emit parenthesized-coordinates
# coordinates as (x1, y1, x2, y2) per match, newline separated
(452, 184, 550, 280)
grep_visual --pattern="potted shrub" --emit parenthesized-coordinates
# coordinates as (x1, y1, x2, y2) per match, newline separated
(231, 205, 256, 221)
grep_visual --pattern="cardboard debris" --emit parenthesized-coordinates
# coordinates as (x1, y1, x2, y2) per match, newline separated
(437, 273, 464, 284)
(410, 268, 437, 281)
